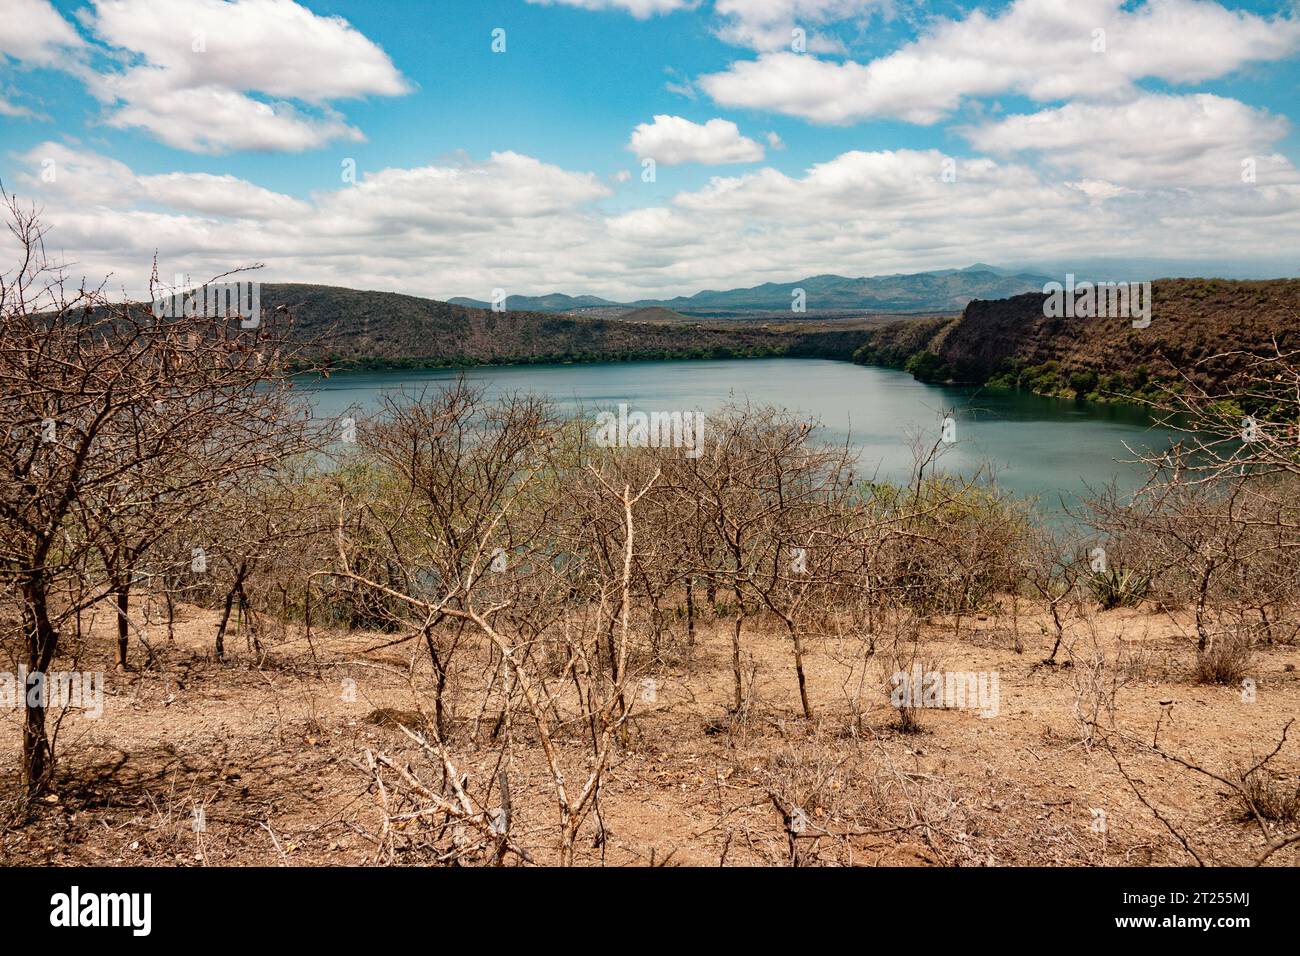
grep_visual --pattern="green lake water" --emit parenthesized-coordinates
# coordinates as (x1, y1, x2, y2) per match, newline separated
(298, 357, 1178, 515)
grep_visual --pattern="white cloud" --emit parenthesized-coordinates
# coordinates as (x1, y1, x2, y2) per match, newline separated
(1067, 179, 1135, 205)
(524, 0, 698, 18)
(628, 115, 765, 165)
(75, 0, 410, 153)
(87, 0, 409, 101)
(140, 172, 314, 219)
(0, 0, 83, 67)
(701, 0, 1300, 125)
(529, 0, 882, 49)
(965, 93, 1294, 188)
(15, 144, 142, 208)
(702, 52, 892, 124)
(713, 0, 886, 52)
(13, 141, 313, 217)
(99, 70, 366, 153)
(606, 206, 698, 246)
(0, 0, 81, 118)
(4, 147, 619, 297)
(319, 151, 611, 226)
(12, 143, 1298, 304)
(671, 149, 1062, 223)
(0, 96, 37, 118)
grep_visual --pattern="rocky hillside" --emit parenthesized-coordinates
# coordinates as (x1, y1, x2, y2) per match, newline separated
(853, 278, 1300, 403)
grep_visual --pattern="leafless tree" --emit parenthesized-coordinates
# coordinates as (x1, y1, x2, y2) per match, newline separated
(0, 195, 315, 795)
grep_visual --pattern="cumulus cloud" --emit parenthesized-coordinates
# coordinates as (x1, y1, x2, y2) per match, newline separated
(14, 144, 141, 208)
(5, 0, 1294, 303)
(139, 172, 315, 219)
(14, 141, 315, 217)
(965, 93, 1294, 188)
(628, 115, 765, 165)
(524, 0, 698, 17)
(0, 0, 411, 153)
(606, 206, 699, 246)
(98, 70, 366, 153)
(5, 145, 623, 298)
(87, 0, 409, 101)
(11, 143, 1299, 304)
(0, 0, 83, 66)
(0, 0, 79, 117)
(713, 0, 887, 52)
(319, 151, 611, 227)
(701, 0, 1300, 124)
(1067, 179, 1135, 205)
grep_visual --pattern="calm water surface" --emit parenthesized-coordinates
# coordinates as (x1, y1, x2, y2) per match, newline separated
(298, 358, 1177, 515)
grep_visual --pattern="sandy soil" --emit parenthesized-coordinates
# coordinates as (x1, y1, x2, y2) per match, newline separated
(1, 600, 1296, 867)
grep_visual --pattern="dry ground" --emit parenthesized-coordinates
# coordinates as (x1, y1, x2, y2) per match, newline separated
(1, 599, 1297, 867)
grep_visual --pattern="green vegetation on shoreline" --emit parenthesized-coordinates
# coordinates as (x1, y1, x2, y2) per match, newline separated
(272, 277, 1300, 410)
(303, 342, 796, 373)
(849, 277, 1300, 408)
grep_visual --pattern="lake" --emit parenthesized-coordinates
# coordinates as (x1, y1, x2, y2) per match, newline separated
(298, 357, 1178, 515)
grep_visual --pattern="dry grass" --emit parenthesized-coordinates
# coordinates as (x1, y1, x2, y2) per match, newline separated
(1194, 630, 1254, 686)
(1235, 765, 1300, 824)
(1, 596, 1297, 867)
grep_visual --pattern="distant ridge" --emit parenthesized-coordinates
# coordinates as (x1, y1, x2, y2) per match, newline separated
(447, 292, 620, 311)
(450, 265, 1055, 315)
(258, 283, 876, 369)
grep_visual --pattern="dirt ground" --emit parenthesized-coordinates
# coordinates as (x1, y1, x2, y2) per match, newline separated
(1, 599, 1297, 867)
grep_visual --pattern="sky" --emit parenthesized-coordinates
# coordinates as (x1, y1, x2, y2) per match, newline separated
(1, 0, 1299, 302)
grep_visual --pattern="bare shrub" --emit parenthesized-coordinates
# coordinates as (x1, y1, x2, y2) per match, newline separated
(1234, 764, 1300, 824)
(1193, 627, 1253, 685)
(879, 617, 939, 735)
(1066, 614, 1145, 749)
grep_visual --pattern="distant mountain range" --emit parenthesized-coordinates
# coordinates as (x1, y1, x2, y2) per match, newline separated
(449, 265, 1054, 315)
(244, 276, 1300, 406)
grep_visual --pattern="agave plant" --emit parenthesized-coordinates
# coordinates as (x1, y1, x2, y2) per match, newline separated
(1088, 566, 1150, 610)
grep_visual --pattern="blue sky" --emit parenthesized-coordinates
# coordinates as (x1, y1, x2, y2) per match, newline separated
(9, 0, 973, 197)
(2, 0, 1299, 300)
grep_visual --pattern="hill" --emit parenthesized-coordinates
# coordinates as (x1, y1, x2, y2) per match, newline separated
(259, 283, 877, 368)
(446, 292, 619, 311)
(614, 306, 695, 324)
(851, 278, 1300, 403)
